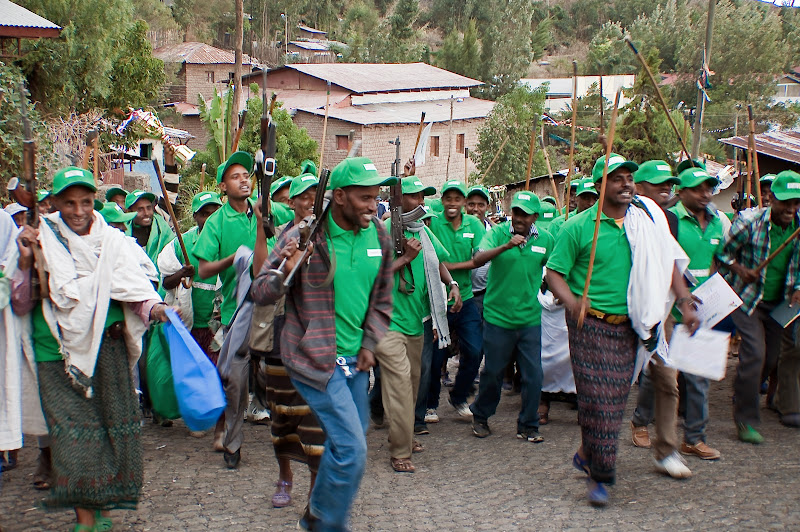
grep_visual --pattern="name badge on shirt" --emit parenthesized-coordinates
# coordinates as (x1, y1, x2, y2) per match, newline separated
(709, 238, 720, 245)
(367, 249, 382, 257)
(530, 245, 547, 254)
(463, 233, 474, 238)
(543, 213, 554, 218)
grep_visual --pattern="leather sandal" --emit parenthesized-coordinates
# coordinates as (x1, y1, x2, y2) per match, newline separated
(272, 480, 292, 508)
(412, 440, 424, 453)
(390, 457, 415, 473)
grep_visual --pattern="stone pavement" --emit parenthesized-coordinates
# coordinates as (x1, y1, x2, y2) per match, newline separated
(2, 357, 800, 531)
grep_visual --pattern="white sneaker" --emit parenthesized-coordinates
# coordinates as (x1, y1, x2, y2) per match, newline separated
(424, 408, 440, 423)
(449, 399, 473, 419)
(654, 451, 692, 479)
(248, 402, 271, 425)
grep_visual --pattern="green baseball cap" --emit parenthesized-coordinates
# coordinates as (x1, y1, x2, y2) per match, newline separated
(419, 205, 437, 221)
(52, 166, 97, 195)
(427, 198, 443, 213)
(216, 151, 254, 184)
(402, 176, 436, 196)
(105, 187, 127, 201)
(576, 177, 598, 196)
(760, 173, 777, 183)
(592, 154, 639, 183)
(125, 189, 156, 210)
(634, 160, 679, 185)
(441, 179, 468, 197)
(542, 195, 557, 206)
(678, 168, 719, 189)
(328, 157, 398, 189)
(36, 189, 50, 202)
(289, 173, 319, 198)
(676, 158, 706, 174)
(771, 170, 800, 201)
(539, 200, 558, 221)
(99, 202, 137, 224)
(191, 191, 223, 213)
(270, 176, 291, 197)
(569, 179, 581, 189)
(300, 159, 318, 177)
(510, 191, 541, 215)
(467, 185, 490, 202)
(94, 199, 104, 211)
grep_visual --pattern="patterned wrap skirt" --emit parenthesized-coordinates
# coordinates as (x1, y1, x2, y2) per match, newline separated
(37, 332, 143, 510)
(567, 314, 638, 484)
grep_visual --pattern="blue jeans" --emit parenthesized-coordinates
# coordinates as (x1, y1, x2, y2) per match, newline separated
(414, 319, 434, 429)
(291, 367, 369, 532)
(683, 372, 710, 444)
(428, 298, 483, 407)
(470, 322, 542, 432)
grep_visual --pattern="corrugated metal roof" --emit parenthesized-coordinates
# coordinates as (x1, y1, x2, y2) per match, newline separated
(719, 131, 800, 165)
(0, 0, 60, 35)
(290, 41, 330, 51)
(282, 63, 482, 94)
(153, 41, 253, 65)
(296, 97, 494, 126)
(297, 24, 326, 35)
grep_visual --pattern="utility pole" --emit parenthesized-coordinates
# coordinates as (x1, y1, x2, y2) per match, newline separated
(691, 0, 716, 158)
(281, 13, 288, 58)
(232, 0, 243, 156)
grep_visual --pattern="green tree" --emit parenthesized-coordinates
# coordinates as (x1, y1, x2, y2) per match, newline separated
(477, 0, 534, 99)
(389, 0, 418, 41)
(475, 85, 547, 186)
(435, 19, 481, 80)
(585, 22, 636, 75)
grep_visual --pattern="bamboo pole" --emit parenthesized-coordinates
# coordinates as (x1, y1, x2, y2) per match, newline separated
(541, 122, 561, 211)
(483, 135, 509, 178)
(745, 132, 753, 209)
(154, 160, 192, 288)
(318, 82, 331, 177)
(564, 60, 579, 219)
(464, 147, 469, 183)
(413, 112, 427, 153)
(756, 226, 800, 273)
(576, 87, 623, 329)
(748, 105, 762, 208)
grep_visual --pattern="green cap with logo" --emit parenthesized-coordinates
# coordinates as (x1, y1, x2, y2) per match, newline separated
(100, 202, 137, 224)
(52, 166, 97, 195)
(634, 160, 679, 185)
(467, 185, 490, 202)
(760, 173, 777, 183)
(427, 197, 443, 213)
(592, 154, 639, 183)
(569, 179, 581, 190)
(440, 179, 468, 197)
(125, 189, 156, 210)
(576, 177, 598, 196)
(36, 189, 50, 202)
(542, 195, 557, 206)
(328, 157, 398, 189)
(270, 176, 291, 197)
(677, 168, 719, 190)
(289, 173, 319, 198)
(771, 170, 800, 201)
(539, 200, 558, 221)
(216, 151, 254, 184)
(676, 158, 706, 175)
(299, 159, 317, 177)
(402, 176, 436, 196)
(105, 187, 127, 201)
(510, 191, 541, 215)
(191, 191, 223, 213)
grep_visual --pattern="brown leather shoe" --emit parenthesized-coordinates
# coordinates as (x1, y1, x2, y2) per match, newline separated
(631, 421, 651, 448)
(680, 441, 721, 460)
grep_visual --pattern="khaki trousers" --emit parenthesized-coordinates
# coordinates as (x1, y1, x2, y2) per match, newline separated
(375, 331, 424, 459)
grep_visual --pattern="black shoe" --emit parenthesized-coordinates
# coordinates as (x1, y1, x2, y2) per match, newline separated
(472, 420, 491, 438)
(370, 411, 385, 429)
(298, 505, 320, 531)
(414, 425, 430, 435)
(223, 449, 241, 469)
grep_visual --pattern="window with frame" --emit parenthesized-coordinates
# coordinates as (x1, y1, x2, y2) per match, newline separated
(336, 135, 349, 150)
(206, 71, 215, 83)
(456, 133, 465, 154)
(430, 136, 440, 157)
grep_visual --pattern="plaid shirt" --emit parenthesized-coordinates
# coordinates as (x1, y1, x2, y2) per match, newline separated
(250, 217, 394, 391)
(716, 207, 800, 315)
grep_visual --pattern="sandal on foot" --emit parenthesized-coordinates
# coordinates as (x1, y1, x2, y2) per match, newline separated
(272, 480, 292, 508)
(390, 457, 415, 473)
(573, 452, 590, 475)
(538, 409, 549, 425)
(94, 511, 113, 531)
(412, 440, 424, 453)
(72, 525, 93, 532)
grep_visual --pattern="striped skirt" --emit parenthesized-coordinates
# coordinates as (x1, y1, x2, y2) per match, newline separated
(567, 315, 638, 485)
(266, 356, 325, 473)
(37, 333, 142, 510)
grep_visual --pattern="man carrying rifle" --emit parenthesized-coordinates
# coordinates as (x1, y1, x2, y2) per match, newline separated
(251, 157, 395, 531)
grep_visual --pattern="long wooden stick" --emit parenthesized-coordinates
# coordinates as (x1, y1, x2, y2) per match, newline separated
(92, 135, 99, 185)
(200, 163, 207, 189)
(565, 60, 578, 218)
(230, 109, 248, 153)
(540, 122, 561, 211)
(745, 133, 753, 209)
(625, 37, 692, 164)
(318, 81, 331, 177)
(577, 87, 623, 329)
(484, 135, 509, 178)
(154, 160, 192, 287)
(748, 105, 762, 208)
(756, 226, 800, 273)
(524, 119, 537, 191)
(464, 147, 469, 183)
(413, 111, 427, 153)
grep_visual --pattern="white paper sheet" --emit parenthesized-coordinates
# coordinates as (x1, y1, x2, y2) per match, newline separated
(665, 324, 730, 381)
(690, 273, 742, 328)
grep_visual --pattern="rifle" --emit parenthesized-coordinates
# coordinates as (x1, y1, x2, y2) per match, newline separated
(255, 70, 277, 239)
(389, 136, 414, 294)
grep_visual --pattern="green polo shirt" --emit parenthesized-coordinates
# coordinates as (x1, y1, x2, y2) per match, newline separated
(429, 212, 486, 303)
(546, 203, 632, 315)
(384, 220, 450, 336)
(480, 221, 554, 329)
(327, 212, 383, 356)
(669, 202, 724, 286)
(763, 219, 797, 302)
(272, 201, 295, 226)
(32, 301, 124, 362)
(179, 226, 219, 328)
(192, 200, 257, 326)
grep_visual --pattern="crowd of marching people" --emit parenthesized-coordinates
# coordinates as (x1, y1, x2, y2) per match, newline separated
(3, 142, 800, 532)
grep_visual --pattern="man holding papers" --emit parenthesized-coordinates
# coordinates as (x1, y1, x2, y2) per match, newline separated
(716, 170, 800, 443)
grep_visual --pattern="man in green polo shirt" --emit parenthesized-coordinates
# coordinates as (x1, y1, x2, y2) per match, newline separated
(548, 178, 597, 238)
(717, 170, 800, 441)
(125, 189, 175, 292)
(469, 191, 553, 443)
(375, 176, 458, 473)
(429, 179, 486, 420)
(546, 153, 699, 506)
(251, 156, 395, 531)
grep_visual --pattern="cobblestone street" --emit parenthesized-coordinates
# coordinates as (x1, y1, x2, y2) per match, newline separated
(2, 358, 800, 531)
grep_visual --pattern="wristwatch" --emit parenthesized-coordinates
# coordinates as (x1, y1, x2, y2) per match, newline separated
(449, 280, 459, 288)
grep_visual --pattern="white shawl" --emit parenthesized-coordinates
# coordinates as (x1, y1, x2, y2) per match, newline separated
(38, 211, 161, 393)
(625, 196, 689, 382)
(157, 236, 194, 329)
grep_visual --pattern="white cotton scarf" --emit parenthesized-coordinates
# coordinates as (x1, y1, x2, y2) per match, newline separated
(624, 196, 689, 382)
(38, 211, 161, 394)
(157, 236, 194, 329)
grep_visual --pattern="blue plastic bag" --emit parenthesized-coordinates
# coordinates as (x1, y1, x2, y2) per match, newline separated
(164, 309, 226, 431)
